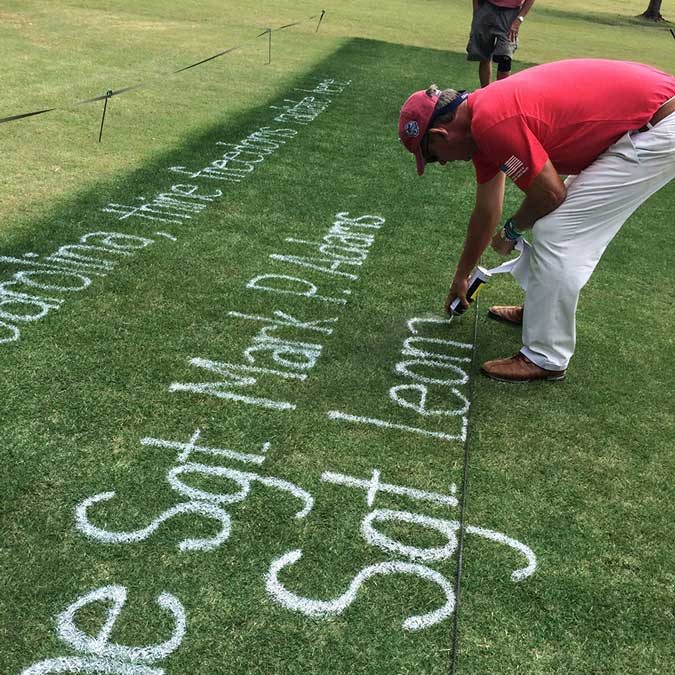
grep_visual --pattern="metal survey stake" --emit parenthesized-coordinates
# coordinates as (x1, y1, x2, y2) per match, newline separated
(98, 90, 113, 143)
(316, 10, 326, 33)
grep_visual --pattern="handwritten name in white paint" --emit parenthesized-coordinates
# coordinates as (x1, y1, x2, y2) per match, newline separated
(0, 232, 165, 347)
(327, 316, 472, 442)
(74, 430, 313, 550)
(169, 212, 385, 411)
(18, 585, 186, 675)
(258, 212, 385, 300)
(169, 309, 337, 410)
(266, 468, 536, 630)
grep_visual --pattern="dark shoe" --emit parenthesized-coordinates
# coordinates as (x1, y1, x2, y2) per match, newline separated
(481, 352, 566, 382)
(487, 305, 523, 326)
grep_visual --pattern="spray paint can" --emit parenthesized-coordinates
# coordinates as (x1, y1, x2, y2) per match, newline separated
(449, 265, 492, 316)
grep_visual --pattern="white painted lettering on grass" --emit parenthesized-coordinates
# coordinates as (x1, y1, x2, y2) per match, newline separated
(0, 232, 162, 346)
(103, 185, 222, 225)
(19, 585, 186, 674)
(140, 428, 267, 465)
(6, 79, 350, 346)
(328, 316, 472, 442)
(173, 212, 385, 411)
(158, 78, 350, 187)
(75, 431, 312, 551)
(246, 274, 348, 305)
(75, 493, 232, 552)
(360, 511, 536, 580)
(246, 212, 385, 306)
(266, 212, 385, 283)
(167, 462, 313, 519)
(321, 469, 458, 508)
(168, 128, 297, 184)
(169, 357, 304, 411)
(266, 551, 455, 632)
(266, 466, 536, 630)
(170, 307, 340, 410)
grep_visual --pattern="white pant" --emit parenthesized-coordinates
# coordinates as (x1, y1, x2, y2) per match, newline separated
(521, 111, 675, 371)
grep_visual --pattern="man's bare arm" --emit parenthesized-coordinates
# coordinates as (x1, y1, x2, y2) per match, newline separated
(491, 159, 566, 255)
(445, 171, 505, 312)
(512, 159, 566, 229)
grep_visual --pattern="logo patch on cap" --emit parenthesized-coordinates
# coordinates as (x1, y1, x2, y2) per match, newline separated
(405, 120, 420, 138)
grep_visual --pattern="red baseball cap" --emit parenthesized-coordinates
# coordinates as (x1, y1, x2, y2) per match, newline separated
(398, 88, 469, 175)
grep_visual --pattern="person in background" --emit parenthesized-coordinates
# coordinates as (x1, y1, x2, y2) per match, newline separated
(467, 0, 535, 87)
(398, 59, 675, 382)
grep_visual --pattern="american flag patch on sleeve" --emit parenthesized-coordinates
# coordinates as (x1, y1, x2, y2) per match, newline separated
(500, 155, 529, 181)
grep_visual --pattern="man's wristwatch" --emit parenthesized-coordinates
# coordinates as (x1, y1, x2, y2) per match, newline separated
(517, 15, 525, 22)
(502, 217, 524, 241)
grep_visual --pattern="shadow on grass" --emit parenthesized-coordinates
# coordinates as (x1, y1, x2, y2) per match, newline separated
(0, 38, 471, 254)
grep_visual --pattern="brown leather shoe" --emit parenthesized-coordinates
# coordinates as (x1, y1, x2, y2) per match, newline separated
(487, 305, 523, 326)
(481, 352, 566, 382)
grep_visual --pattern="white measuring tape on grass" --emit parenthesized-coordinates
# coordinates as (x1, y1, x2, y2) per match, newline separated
(450, 238, 531, 314)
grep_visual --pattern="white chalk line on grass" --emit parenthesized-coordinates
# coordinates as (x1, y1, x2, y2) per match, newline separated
(464, 525, 537, 582)
(21, 658, 162, 675)
(140, 429, 267, 465)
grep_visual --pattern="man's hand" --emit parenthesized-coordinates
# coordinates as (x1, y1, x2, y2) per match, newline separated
(445, 273, 470, 315)
(507, 19, 521, 42)
(491, 230, 517, 256)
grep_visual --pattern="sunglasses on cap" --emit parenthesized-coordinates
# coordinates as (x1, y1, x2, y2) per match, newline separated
(421, 90, 468, 164)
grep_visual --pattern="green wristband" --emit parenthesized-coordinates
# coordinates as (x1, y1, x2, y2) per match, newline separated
(503, 218, 524, 241)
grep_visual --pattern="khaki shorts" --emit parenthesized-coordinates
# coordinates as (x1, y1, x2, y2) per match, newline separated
(466, 1, 520, 62)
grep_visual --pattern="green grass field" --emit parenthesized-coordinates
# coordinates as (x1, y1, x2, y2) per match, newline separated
(1, 2, 673, 674)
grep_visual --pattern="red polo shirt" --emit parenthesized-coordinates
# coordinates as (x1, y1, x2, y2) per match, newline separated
(469, 59, 675, 190)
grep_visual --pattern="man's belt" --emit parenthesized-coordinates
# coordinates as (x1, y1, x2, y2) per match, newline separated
(639, 97, 675, 132)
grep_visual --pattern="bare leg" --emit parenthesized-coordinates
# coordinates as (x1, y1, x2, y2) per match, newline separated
(479, 59, 492, 87)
